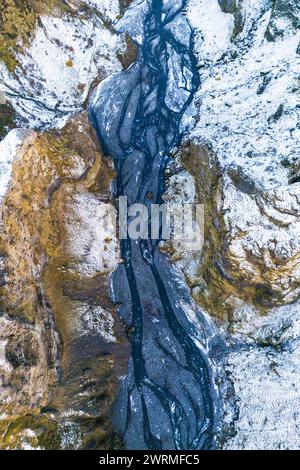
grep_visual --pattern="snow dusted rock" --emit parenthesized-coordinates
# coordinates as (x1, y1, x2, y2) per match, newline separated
(172, 0, 300, 449)
(228, 300, 300, 345)
(175, 0, 300, 316)
(187, 0, 300, 190)
(0, 129, 31, 199)
(175, 163, 300, 320)
(225, 339, 300, 449)
(0, 0, 134, 131)
(265, 0, 300, 41)
(223, 300, 300, 450)
(219, 177, 300, 308)
(0, 113, 128, 449)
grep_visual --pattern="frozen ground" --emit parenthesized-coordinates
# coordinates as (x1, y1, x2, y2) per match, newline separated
(186, 0, 300, 449)
(224, 301, 300, 450)
(0, 0, 124, 203)
(0, 0, 125, 131)
(0, 129, 30, 200)
(187, 0, 300, 189)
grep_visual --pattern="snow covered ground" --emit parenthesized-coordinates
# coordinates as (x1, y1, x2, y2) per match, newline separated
(0, 129, 29, 200)
(0, 0, 124, 200)
(0, 12, 124, 130)
(187, 0, 300, 189)
(224, 301, 300, 450)
(186, 0, 300, 449)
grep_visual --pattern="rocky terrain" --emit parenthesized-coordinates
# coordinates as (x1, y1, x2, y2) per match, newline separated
(0, 0, 300, 450)
(166, 0, 300, 449)
(0, 0, 132, 450)
(0, 112, 130, 449)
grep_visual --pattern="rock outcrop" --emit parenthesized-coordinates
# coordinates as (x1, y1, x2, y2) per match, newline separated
(0, 0, 137, 132)
(169, 143, 300, 321)
(0, 114, 128, 449)
(163, 0, 300, 449)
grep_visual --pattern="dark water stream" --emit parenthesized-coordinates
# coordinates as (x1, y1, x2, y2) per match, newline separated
(89, 0, 221, 450)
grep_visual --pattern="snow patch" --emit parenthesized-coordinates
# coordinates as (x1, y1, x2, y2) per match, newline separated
(187, 0, 234, 64)
(65, 193, 120, 276)
(79, 304, 117, 343)
(84, 0, 120, 21)
(0, 129, 25, 200)
(0, 340, 12, 373)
